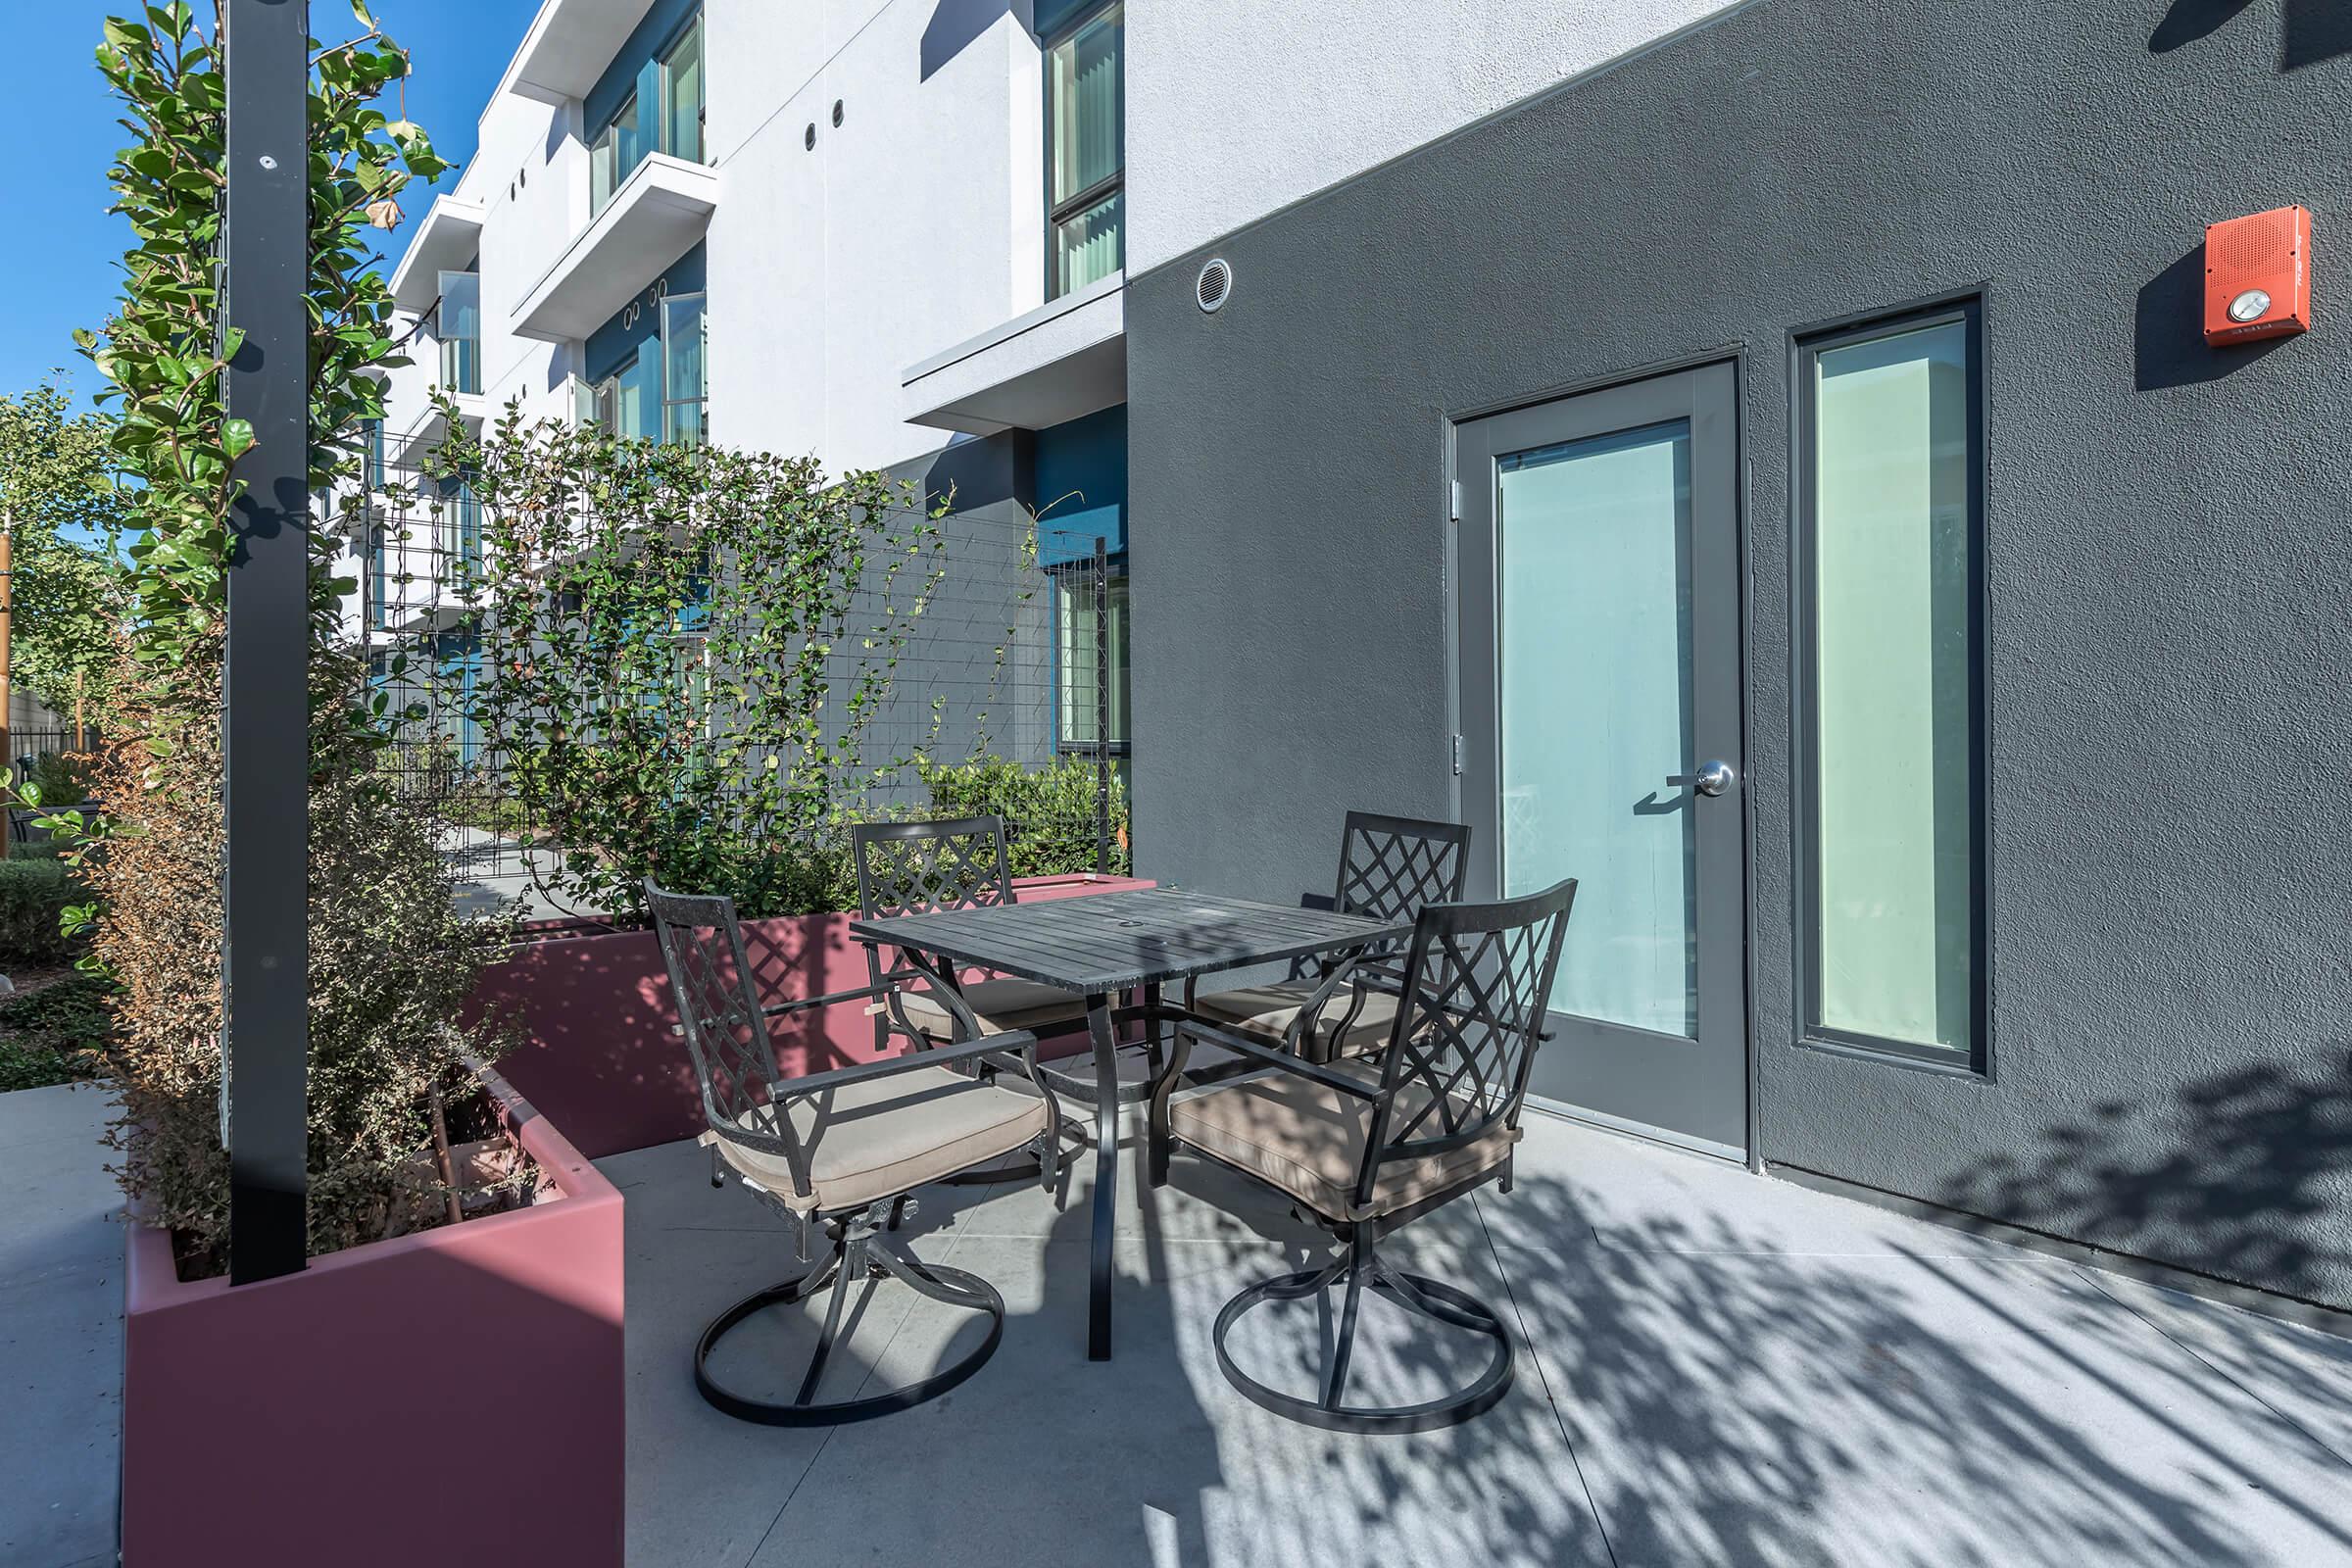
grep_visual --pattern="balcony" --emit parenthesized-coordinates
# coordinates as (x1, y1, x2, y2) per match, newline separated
(386, 195, 485, 316)
(510, 154, 717, 345)
(504, 0, 662, 106)
(388, 393, 489, 468)
(904, 270, 1126, 435)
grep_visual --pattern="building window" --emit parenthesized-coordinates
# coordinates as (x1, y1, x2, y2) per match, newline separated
(368, 525, 388, 630)
(1055, 569, 1129, 750)
(660, 292, 707, 445)
(441, 482, 482, 582)
(586, 290, 705, 444)
(433, 625, 484, 766)
(436, 270, 481, 395)
(1046, 2, 1122, 299)
(1798, 301, 1985, 1065)
(591, 12, 706, 217)
(363, 417, 386, 491)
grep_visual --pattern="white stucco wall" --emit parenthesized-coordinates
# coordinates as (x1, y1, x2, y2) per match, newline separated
(1124, 0, 1741, 274)
(704, 0, 1044, 471)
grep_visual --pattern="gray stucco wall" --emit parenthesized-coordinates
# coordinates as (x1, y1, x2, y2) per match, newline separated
(1125, 0, 2352, 1306)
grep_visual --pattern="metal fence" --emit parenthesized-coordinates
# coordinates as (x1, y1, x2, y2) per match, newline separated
(340, 459, 1125, 917)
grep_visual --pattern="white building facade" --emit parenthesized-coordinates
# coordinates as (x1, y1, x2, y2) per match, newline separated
(364, 0, 1740, 762)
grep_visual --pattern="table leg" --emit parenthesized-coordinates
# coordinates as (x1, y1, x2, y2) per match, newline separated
(1085, 989, 1118, 1361)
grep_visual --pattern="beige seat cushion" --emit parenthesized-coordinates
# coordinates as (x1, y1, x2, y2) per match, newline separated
(897, 976, 1086, 1039)
(705, 1063, 1050, 1213)
(1192, 980, 1399, 1058)
(1167, 1063, 1518, 1222)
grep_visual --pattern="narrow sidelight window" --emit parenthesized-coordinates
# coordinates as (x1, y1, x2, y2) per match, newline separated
(1799, 303, 1984, 1064)
(1046, 2, 1122, 299)
(1056, 571, 1129, 750)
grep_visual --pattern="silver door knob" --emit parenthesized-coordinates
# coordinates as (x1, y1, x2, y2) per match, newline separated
(1669, 761, 1737, 797)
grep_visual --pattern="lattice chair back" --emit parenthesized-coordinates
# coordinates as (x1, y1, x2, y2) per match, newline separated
(1364, 878, 1577, 1193)
(851, 815, 1018, 999)
(646, 878, 793, 1157)
(1317, 811, 1473, 992)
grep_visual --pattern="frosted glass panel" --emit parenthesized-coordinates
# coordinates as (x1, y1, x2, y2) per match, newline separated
(1812, 319, 1974, 1053)
(1498, 421, 1695, 1038)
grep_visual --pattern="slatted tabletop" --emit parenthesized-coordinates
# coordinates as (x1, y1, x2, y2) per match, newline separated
(850, 886, 1408, 992)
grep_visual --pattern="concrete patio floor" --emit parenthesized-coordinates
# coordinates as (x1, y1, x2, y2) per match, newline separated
(603, 1109, 2352, 1568)
(1, 1083, 122, 1568)
(7, 1081, 2352, 1568)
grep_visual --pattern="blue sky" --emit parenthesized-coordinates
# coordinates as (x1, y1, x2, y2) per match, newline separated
(0, 1, 542, 408)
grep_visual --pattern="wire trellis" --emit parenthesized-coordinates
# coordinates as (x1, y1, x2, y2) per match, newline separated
(337, 459, 1125, 919)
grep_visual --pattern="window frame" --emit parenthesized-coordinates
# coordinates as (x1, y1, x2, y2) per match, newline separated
(1791, 295, 1991, 1077)
(1040, 0, 1123, 302)
(589, 9, 706, 216)
(1051, 564, 1131, 756)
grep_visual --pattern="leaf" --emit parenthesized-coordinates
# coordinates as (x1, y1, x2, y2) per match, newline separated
(220, 417, 255, 459)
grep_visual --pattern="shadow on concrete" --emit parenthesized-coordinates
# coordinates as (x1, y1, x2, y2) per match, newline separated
(2283, 0, 2352, 68)
(2151, 0, 2352, 69)
(2134, 245, 2290, 390)
(1939, 1050, 2352, 1307)
(2149, 0, 2262, 54)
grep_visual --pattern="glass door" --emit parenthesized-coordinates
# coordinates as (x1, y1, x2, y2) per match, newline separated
(1456, 362, 1747, 1156)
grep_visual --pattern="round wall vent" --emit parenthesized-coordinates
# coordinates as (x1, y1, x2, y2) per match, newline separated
(1196, 257, 1233, 314)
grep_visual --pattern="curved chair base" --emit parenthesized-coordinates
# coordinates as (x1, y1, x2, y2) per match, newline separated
(1212, 1253, 1515, 1435)
(695, 1239, 1004, 1427)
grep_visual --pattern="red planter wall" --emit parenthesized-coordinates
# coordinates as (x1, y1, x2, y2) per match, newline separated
(471, 873, 1155, 1160)
(120, 1067, 624, 1568)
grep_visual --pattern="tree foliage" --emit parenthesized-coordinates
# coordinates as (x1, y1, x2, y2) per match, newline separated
(0, 382, 131, 717)
(414, 398, 951, 922)
(24, 3, 514, 1275)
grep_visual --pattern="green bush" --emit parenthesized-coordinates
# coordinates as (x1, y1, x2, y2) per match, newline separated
(917, 755, 1131, 879)
(0, 858, 82, 965)
(24, 751, 99, 807)
(0, 973, 114, 1092)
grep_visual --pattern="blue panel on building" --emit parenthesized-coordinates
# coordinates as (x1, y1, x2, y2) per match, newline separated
(1034, 0, 1104, 39)
(586, 0, 703, 133)
(585, 242, 707, 383)
(1034, 404, 1126, 566)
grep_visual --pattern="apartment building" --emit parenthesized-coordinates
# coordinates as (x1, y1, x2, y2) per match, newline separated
(373, 0, 2352, 1313)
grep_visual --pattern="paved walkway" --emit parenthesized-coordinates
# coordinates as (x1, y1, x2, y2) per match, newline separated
(0, 1083, 122, 1568)
(605, 1111, 2352, 1568)
(9, 1083, 2351, 1568)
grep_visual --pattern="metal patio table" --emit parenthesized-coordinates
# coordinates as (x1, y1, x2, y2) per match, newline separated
(849, 885, 1411, 1360)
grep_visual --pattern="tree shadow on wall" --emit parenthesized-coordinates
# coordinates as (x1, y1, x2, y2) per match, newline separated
(2150, 0, 2352, 67)
(1938, 1047, 2352, 1306)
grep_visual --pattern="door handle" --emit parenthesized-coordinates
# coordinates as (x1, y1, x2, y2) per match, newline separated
(1667, 761, 1737, 797)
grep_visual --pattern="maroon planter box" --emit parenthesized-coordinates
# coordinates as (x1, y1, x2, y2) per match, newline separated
(472, 872, 1156, 1160)
(121, 1067, 623, 1568)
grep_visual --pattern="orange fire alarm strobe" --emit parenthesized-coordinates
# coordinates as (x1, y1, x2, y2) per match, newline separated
(2204, 206, 2312, 347)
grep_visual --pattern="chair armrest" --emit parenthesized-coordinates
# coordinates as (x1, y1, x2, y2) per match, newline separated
(760, 978, 893, 1020)
(1178, 1017, 1382, 1102)
(768, 1031, 1041, 1102)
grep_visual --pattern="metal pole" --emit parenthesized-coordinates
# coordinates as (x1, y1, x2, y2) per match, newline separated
(1093, 536, 1109, 873)
(222, 0, 312, 1286)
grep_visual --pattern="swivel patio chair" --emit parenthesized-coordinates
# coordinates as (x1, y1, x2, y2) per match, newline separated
(1150, 877, 1575, 1434)
(648, 877, 1068, 1427)
(1185, 811, 1471, 1063)
(853, 815, 1089, 1051)
(854, 815, 1165, 1120)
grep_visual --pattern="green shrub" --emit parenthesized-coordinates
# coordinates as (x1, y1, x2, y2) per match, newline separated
(0, 858, 82, 965)
(917, 755, 1131, 879)
(0, 972, 114, 1092)
(24, 751, 99, 807)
